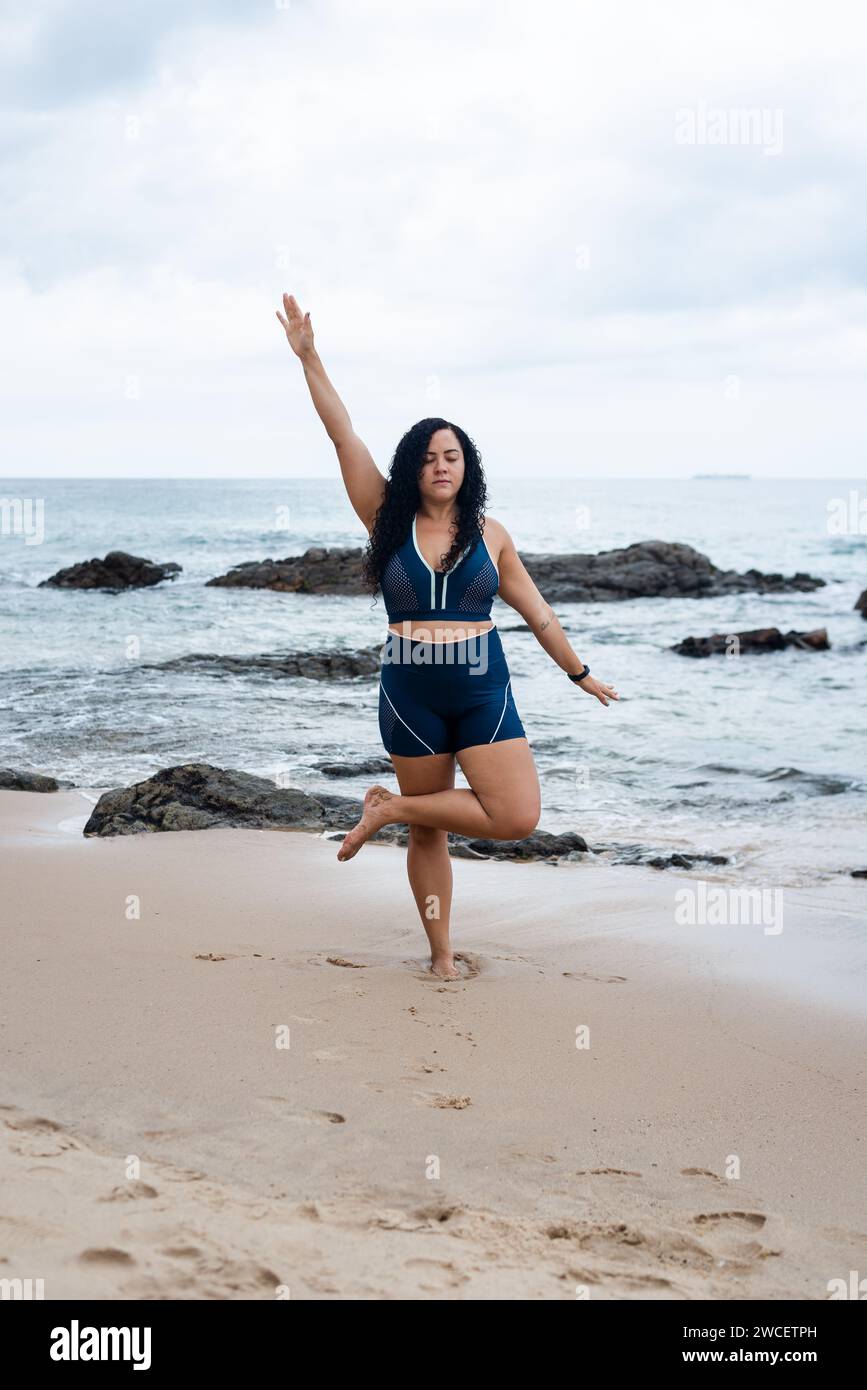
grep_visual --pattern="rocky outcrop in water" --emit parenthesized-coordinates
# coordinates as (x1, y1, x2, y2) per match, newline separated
(83, 764, 357, 836)
(451, 830, 589, 861)
(206, 547, 364, 593)
(40, 551, 181, 590)
(0, 767, 65, 792)
(672, 627, 829, 657)
(146, 648, 381, 680)
(316, 757, 394, 777)
(519, 542, 823, 602)
(82, 764, 593, 859)
(856, 590, 867, 618)
(205, 540, 824, 601)
(599, 845, 729, 869)
(81, 763, 729, 869)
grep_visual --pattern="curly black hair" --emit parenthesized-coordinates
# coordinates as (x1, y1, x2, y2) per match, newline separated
(361, 418, 489, 608)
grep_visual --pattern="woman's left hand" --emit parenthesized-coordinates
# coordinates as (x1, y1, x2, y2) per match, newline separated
(577, 675, 619, 707)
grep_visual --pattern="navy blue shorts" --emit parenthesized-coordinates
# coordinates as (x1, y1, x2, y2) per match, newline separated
(378, 626, 527, 757)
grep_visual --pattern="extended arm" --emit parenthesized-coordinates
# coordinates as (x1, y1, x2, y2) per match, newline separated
(494, 526, 619, 707)
(276, 293, 386, 531)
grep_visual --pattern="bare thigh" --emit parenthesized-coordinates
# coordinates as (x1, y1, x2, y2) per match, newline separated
(390, 752, 456, 800)
(456, 737, 541, 837)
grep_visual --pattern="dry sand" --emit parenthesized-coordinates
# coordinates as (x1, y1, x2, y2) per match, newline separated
(1, 788, 865, 1300)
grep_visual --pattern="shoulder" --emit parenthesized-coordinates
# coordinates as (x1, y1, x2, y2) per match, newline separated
(480, 514, 514, 568)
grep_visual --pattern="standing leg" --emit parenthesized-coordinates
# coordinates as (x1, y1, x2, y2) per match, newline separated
(390, 751, 460, 980)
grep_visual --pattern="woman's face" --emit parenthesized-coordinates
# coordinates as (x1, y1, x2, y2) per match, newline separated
(418, 428, 465, 506)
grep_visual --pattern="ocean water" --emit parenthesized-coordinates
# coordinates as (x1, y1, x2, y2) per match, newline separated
(1, 476, 865, 886)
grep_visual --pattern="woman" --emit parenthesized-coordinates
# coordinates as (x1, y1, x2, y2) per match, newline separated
(276, 293, 619, 980)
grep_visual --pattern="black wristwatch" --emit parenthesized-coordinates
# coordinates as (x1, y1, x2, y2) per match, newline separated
(568, 664, 590, 683)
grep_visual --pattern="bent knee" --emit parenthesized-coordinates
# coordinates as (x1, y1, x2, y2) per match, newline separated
(491, 808, 541, 841)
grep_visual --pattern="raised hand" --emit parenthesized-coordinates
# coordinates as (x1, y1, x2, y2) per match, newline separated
(275, 292, 314, 357)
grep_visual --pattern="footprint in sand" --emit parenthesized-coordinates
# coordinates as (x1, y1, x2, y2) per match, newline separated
(4, 1114, 80, 1159)
(690, 1211, 778, 1268)
(258, 1097, 346, 1125)
(453, 952, 481, 978)
(2, 1103, 288, 1300)
(413, 1093, 471, 1110)
(79, 1247, 135, 1266)
(125, 1246, 282, 1300)
(562, 971, 628, 984)
(508, 1148, 559, 1165)
(404, 1256, 470, 1290)
(692, 1210, 767, 1230)
(98, 1182, 159, 1202)
(575, 1167, 642, 1177)
(614, 1272, 675, 1293)
(410, 1202, 463, 1224)
(406, 951, 482, 981)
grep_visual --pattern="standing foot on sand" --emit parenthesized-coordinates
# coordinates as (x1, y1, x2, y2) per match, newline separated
(430, 952, 461, 981)
(336, 784, 395, 862)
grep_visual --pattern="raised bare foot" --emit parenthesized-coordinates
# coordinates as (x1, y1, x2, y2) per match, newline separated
(336, 784, 395, 862)
(430, 952, 461, 981)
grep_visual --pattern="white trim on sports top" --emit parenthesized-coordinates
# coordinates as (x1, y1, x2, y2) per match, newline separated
(411, 513, 494, 610)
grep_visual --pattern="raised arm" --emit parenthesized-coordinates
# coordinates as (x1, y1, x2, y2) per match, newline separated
(492, 521, 619, 708)
(276, 293, 386, 532)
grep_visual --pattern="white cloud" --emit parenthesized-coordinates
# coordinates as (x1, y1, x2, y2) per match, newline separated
(1, 0, 866, 477)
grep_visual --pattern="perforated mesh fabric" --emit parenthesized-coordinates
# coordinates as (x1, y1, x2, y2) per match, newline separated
(378, 682, 397, 750)
(458, 556, 499, 611)
(381, 551, 423, 615)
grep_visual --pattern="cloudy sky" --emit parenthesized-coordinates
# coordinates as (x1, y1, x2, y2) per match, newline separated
(2, 0, 866, 478)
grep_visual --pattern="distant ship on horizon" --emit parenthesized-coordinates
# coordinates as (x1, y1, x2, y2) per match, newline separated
(693, 472, 751, 479)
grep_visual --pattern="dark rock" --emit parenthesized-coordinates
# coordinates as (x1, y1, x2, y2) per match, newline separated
(83, 764, 593, 862)
(519, 542, 823, 603)
(40, 551, 181, 590)
(206, 547, 365, 593)
(645, 852, 730, 870)
(851, 869, 867, 879)
(145, 649, 381, 680)
(855, 590, 867, 618)
(83, 763, 361, 837)
(450, 830, 589, 862)
(81, 765, 730, 875)
(0, 767, 63, 792)
(672, 627, 829, 657)
(316, 758, 394, 777)
(205, 540, 824, 601)
(600, 844, 729, 869)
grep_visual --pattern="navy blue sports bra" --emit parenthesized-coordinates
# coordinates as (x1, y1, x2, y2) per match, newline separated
(380, 513, 500, 622)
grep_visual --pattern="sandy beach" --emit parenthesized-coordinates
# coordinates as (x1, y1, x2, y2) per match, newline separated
(1, 786, 865, 1300)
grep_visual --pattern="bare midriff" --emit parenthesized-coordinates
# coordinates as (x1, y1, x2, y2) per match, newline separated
(387, 619, 495, 643)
